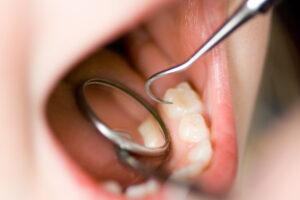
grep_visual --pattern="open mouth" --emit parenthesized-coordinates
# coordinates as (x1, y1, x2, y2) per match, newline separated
(40, 0, 238, 199)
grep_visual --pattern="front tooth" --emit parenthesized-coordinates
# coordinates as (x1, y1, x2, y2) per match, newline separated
(179, 113, 209, 143)
(188, 139, 213, 166)
(100, 181, 122, 194)
(138, 116, 163, 148)
(125, 179, 159, 198)
(162, 82, 203, 119)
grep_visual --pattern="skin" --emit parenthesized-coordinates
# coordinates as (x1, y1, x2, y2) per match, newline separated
(0, 0, 271, 199)
(232, 103, 300, 200)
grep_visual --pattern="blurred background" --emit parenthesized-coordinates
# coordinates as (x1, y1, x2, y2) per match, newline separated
(232, 0, 300, 199)
(251, 0, 300, 132)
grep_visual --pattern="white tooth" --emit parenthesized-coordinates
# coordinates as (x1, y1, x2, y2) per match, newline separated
(170, 140, 213, 180)
(170, 162, 206, 180)
(125, 180, 159, 198)
(188, 139, 213, 166)
(163, 82, 203, 119)
(179, 113, 209, 143)
(138, 117, 162, 148)
(100, 181, 122, 194)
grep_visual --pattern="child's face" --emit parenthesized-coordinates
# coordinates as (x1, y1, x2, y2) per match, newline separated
(0, 0, 271, 199)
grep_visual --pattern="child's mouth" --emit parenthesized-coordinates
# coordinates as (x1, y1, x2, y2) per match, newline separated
(34, 0, 238, 199)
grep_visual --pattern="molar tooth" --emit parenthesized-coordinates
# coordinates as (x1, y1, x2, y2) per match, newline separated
(171, 162, 206, 180)
(125, 180, 159, 198)
(100, 181, 122, 194)
(170, 140, 213, 180)
(162, 82, 203, 119)
(138, 116, 163, 148)
(188, 139, 213, 166)
(179, 113, 209, 143)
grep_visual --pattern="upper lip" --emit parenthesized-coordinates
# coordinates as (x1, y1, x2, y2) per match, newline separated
(35, 0, 237, 199)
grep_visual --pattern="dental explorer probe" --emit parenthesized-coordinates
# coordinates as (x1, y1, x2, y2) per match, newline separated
(145, 0, 278, 104)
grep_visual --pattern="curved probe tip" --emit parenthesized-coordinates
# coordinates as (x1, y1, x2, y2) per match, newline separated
(145, 78, 173, 105)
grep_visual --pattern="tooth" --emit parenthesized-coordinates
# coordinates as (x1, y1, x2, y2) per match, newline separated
(138, 116, 163, 148)
(179, 113, 209, 143)
(125, 179, 159, 198)
(170, 162, 206, 180)
(162, 82, 203, 119)
(100, 181, 122, 194)
(188, 139, 213, 166)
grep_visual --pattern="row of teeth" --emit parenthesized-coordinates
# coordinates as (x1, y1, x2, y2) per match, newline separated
(163, 82, 212, 180)
(100, 179, 159, 198)
(102, 82, 213, 198)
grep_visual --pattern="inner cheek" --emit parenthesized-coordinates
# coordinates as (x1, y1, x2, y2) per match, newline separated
(145, 0, 226, 118)
(147, 0, 225, 61)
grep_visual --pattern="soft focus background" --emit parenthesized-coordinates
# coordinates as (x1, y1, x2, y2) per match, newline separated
(232, 0, 300, 199)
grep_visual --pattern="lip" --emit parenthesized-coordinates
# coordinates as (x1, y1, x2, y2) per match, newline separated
(33, 0, 237, 199)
